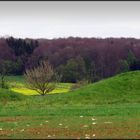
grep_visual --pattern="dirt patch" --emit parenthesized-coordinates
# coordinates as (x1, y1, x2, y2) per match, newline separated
(26, 126, 97, 139)
(0, 116, 33, 122)
(0, 118, 19, 122)
(0, 130, 12, 137)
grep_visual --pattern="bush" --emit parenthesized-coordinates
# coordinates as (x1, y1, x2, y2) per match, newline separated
(0, 81, 9, 89)
(70, 80, 89, 91)
(0, 88, 25, 101)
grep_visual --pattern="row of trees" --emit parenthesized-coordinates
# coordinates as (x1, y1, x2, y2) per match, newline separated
(28, 37, 140, 82)
(56, 49, 138, 83)
(0, 37, 140, 84)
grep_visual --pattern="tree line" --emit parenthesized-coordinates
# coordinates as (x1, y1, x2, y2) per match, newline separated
(0, 36, 140, 86)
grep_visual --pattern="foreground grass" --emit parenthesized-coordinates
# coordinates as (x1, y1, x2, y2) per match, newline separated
(0, 101, 140, 117)
(0, 102, 140, 139)
(0, 115, 140, 139)
(0, 97, 140, 139)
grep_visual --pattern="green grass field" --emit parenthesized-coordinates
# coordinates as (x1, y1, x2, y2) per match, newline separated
(0, 71, 140, 139)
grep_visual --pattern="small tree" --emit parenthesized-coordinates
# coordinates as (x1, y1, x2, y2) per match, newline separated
(119, 60, 129, 73)
(0, 60, 13, 88)
(24, 61, 57, 96)
(127, 50, 136, 66)
(119, 50, 137, 73)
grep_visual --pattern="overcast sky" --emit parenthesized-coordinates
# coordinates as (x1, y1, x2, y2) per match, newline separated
(0, 1, 140, 39)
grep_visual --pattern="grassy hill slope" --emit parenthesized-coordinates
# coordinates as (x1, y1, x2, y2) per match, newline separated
(44, 71, 140, 105)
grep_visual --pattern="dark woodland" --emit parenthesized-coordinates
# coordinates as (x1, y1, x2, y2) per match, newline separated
(1, 37, 140, 83)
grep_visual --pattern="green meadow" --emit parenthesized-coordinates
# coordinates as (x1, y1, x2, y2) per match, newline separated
(0, 71, 140, 139)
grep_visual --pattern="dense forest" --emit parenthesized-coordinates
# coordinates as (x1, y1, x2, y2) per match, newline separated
(0, 37, 140, 83)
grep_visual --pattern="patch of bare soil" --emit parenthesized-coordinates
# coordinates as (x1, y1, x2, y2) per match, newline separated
(0, 116, 33, 122)
(0, 130, 12, 137)
(26, 126, 97, 139)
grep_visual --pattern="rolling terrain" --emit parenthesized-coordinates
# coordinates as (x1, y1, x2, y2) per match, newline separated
(0, 71, 140, 139)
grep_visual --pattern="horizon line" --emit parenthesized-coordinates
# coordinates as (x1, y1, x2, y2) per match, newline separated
(1, 35, 140, 40)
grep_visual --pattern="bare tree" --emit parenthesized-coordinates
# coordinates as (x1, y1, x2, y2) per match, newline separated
(24, 61, 57, 96)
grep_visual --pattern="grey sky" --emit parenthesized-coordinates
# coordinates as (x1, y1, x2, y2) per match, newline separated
(0, 1, 140, 39)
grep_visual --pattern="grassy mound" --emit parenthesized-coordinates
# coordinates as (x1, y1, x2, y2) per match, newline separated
(43, 71, 140, 105)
